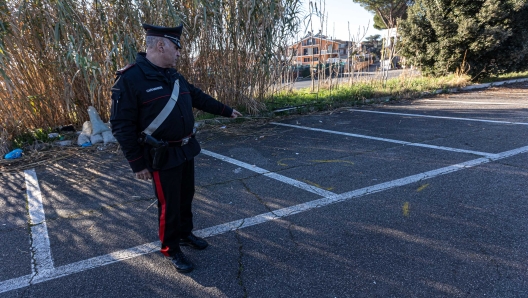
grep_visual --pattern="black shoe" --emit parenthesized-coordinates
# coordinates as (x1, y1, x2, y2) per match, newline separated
(168, 252, 194, 273)
(179, 233, 209, 250)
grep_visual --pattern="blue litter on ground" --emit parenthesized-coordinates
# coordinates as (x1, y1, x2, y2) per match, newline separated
(4, 148, 23, 159)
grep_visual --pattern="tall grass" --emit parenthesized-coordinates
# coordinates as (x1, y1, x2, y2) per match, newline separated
(269, 72, 472, 110)
(478, 70, 528, 83)
(0, 0, 302, 151)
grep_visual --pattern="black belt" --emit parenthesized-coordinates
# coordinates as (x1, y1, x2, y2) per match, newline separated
(167, 134, 194, 147)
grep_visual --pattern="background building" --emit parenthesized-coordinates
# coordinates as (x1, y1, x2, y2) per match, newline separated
(288, 31, 354, 66)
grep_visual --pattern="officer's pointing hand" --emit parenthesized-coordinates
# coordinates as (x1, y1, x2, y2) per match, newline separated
(135, 168, 152, 181)
(230, 109, 243, 118)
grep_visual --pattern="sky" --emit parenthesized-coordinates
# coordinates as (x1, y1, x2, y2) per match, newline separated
(299, 0, 383, 41)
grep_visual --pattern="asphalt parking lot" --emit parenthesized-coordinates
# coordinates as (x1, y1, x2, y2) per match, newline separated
(1, 84, 528, 297)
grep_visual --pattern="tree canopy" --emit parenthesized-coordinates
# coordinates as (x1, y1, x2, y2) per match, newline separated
(353, 0, 411, 29)
(373, 14, 387, 30)
(365, 34, 382, 42)
(398, 0, 528, 79)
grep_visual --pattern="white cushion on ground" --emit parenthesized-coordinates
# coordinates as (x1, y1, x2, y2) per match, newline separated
(90, 133, 103, 144)
(88, 106, 110, 135)
(77, 133, 91, 146)
(102, 130, 117, 144)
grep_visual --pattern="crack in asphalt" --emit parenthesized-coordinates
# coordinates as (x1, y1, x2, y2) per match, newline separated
(23, 221, 38, 297)
(241, 180, 277, 216)
(235, 220, 248, 298)
(287, 222, 299, 247)
(25, 192, 38, 285)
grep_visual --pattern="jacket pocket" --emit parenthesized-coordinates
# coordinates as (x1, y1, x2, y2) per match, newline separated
(110, 92, 120, 120)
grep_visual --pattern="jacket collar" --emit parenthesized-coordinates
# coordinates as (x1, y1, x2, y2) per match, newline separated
(135, 52, 178, 80)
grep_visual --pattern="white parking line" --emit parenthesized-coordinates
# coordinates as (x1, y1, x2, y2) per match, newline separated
(271, 122, 494, 157)
(3, 145, 528, 294)
(24, 169, 54, 274)
(421, 99, 528, 105)
(201, 150, 337, 198)
(0, 242, 160, 294)
(349, 109, 528, 126)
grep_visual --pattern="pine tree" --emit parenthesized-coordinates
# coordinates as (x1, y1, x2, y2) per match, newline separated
(373, 14, 387, 30)
(353, 0, 411, 29)
(398, 0, 528, 79)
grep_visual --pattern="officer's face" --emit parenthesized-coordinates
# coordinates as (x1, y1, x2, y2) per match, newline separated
(161, 40, 181, 68)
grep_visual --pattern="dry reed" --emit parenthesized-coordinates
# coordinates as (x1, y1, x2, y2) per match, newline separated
(0, 0, 302, 144)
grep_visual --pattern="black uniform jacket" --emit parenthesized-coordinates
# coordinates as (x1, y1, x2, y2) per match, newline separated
(110, 53, 233, 173)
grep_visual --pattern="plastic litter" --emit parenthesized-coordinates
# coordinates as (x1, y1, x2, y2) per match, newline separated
(81, 142, 92, 147)
(4, 148, 22, 159)
(78, 107, 117, 145)
(82, 121, 92, 135)
(102, 130, 117, 144)
(90, 133, 103, 145)
(88, 106, 109, 136)
(48, 133, 59, 138)
(55, 140, 72, 146)
(77, 121, 92, 146)
(77, 107, 117, 145)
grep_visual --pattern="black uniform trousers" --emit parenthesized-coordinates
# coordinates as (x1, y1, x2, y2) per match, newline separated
(152, 158, 195, 257)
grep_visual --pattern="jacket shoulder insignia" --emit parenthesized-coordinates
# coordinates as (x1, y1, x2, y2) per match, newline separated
(115, 63, 136, 75)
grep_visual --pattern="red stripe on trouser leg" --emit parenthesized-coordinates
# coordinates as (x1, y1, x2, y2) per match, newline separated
(153, 171, 170, 256)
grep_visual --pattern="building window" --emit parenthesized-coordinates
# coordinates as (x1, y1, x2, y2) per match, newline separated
(303, 58, 310, 62)
(303, 38, 315, 46)
(313, 57, 319, 61)
(305, 38, 316, 45)
(303, 48, 308, 55)
(313, 47, 319, 55)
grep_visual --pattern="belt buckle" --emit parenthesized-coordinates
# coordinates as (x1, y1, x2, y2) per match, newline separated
(181, 137, 190, 146)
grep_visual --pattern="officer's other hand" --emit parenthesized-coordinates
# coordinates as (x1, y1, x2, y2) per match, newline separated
(135, 168, 152, 181)
(231, 109, 243, 118)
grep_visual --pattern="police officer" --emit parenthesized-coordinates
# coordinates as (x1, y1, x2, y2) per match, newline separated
(110, 23, 242, 273)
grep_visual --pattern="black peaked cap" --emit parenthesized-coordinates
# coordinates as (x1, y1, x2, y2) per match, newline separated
(142, 23, 183, 49)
